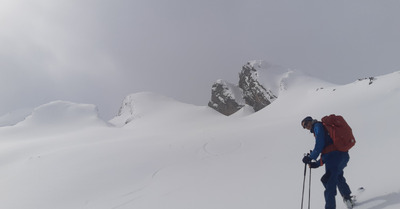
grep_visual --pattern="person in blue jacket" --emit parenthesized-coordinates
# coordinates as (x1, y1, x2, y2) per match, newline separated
(301, 116, 354, 209)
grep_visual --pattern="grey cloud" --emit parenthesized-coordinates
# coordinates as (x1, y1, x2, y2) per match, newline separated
(1, 0, 400, 119)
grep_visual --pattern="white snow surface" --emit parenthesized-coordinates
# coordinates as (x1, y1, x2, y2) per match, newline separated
(0, 107, 32, 127)
(245, 60, 333, 97)
(1, 70, 400, 209)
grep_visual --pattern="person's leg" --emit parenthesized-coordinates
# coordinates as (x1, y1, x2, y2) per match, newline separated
(323, 151, 344, 209)
(338, 152, 352, 198)
(337, 171, 352, 199)
(321, 170, 330, 189)
(324, 166, 339, 209)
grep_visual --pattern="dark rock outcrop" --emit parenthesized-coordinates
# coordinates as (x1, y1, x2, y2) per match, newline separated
(208, 80, 244, 116)
(208, 61, 282, 115)
(239, 63, 277, 111)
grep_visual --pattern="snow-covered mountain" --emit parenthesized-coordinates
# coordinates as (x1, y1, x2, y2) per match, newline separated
(0, 68, 399, 209)
(208, 60, 334, 115)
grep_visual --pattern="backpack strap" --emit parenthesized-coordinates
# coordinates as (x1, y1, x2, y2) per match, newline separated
(321, 122, 337, 154)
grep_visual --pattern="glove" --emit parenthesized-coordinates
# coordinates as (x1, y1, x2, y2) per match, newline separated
(309, 162, 320, 169)
(302, 155, 312, 164)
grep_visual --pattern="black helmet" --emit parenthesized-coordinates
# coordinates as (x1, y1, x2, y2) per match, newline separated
(301, 116, 313, 127)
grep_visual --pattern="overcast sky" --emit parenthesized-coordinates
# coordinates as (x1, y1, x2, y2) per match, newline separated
(1, 0, 400, 119)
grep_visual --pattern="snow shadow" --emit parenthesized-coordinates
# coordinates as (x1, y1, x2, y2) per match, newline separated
(357, 192, 400, 209)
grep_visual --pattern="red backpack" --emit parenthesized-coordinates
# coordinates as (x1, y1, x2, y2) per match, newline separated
(321, 114, 356, 153)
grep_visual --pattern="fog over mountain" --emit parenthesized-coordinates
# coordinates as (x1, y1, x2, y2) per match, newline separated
(1, 1, 400, 119)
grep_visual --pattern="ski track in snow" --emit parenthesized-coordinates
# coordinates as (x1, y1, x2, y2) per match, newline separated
(356, 192, 400, 209)
(111, 168, 164, 209)
(202, 138, 243, 157)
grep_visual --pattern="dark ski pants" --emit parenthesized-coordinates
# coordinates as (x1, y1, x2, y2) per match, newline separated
(321, 151, 352, 209)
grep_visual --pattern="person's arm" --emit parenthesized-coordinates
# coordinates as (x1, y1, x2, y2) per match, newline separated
(309, 123, 325, 160)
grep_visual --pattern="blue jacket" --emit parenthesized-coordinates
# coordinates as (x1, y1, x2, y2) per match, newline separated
(309, 122, 333, 161)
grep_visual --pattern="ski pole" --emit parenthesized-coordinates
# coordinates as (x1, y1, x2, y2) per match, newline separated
(308, 166, 311, 209)
(301, 161, 307, 209)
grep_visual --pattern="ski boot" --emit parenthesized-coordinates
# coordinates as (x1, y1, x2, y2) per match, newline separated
(343, 196, 355, 209)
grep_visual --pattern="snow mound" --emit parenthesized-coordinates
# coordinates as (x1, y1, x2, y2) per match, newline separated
(246, 61, 289, 90)
(0, 108, 33, 127)
(245, 60, 333, 96)
(17, 101, 108, 129)
(110, 92, 215, 127)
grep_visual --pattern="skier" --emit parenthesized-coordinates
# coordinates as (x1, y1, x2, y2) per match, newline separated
(301, 116, 354, 209)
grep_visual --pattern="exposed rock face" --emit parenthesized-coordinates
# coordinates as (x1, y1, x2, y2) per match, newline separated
(239, 63, 277, 111)
(208, 80, 244, 116)
(115, 94, 136, 125)
(208, 61, 284, 115)
(358, 77, 376, 85)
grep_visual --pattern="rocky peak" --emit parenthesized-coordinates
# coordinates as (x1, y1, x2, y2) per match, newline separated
(208, 80, 245, 116)
(239, 62, 277, 112)
(209, 60, 288, 115)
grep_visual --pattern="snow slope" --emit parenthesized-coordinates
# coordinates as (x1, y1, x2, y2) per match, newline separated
(0, 71, 400, 209)
(0, 107, 32, 127)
